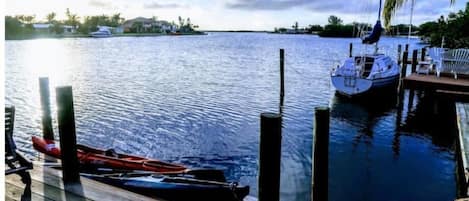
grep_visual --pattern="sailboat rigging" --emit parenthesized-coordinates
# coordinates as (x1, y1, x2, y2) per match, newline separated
(330, 0, 400, 97)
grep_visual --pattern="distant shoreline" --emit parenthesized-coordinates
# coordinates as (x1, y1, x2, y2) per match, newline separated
(5, 32, 207, 40)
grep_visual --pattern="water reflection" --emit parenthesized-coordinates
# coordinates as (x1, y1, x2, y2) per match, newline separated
(330, 91, 397, 148)
(329, 89, 455, 201)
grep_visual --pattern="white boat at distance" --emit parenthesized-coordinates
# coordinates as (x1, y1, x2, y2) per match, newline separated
(331, 54, 400, 96)
(90, 27, 112, 38)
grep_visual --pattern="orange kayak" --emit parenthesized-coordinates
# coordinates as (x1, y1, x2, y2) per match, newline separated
(32, 136, 187, 173)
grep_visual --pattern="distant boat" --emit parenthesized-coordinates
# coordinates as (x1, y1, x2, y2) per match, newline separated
(331, 54, 400, 96)
(90, 27, 112, 38)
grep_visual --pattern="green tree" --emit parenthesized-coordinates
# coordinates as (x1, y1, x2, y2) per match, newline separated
(46, 12, 56, 23)
(52, 22, 64, 34)
(308, 24, 323, 32)
(5, 16, 23, 39)
(110, 13, 124, 27)
(328, 15, 343, 25)
(292, 21, 299, 31)
(65, 8, 80, 29)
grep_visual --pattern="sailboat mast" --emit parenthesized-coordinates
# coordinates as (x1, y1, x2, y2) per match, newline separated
(408, 0, 415, 44)
(378, 0, 382, 20)
(375, 0, 383, 54)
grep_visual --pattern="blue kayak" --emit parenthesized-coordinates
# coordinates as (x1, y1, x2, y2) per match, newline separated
(82, 172, 249, 201)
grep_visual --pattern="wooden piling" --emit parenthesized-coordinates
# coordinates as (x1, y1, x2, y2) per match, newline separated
(349, 43, 353, 57)
(397, 44, 402, 65)
(411, 49, 418, 73)
(56, 86, 80, 184)
(280, 49, 285, 99)
(312, 107, 330, 201)
(405, 44, 409, 52)
(39, 77, 54, 140)
(258, 113, 282, 201)
(421, 48, 426, 61)
(401, 51, 409, 79)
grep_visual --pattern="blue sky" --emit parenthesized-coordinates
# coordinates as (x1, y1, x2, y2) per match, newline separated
(5, 0, 468, 30)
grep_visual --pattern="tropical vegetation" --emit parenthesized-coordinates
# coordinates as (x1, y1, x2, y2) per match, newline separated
(5, 8, 201, 40)
(417, 2, 469, 48)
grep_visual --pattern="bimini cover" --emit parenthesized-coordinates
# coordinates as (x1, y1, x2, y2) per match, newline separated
(362, 20, 383, 44)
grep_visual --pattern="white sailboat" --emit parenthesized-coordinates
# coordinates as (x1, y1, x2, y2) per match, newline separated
(331, 0, 400, 96)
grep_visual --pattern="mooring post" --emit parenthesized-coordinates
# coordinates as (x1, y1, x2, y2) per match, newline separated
(258, 112, 282, 201)
(401, 51, 409, 79)
(405, 44, 409, 52)
(411, 49, 418, 73)
(349, 43, 353, 57)
(421, 48, 426, 61)
(280, 49, 285, 99)
(56, 86, 80, 184)
(312, 107, 330, 201)
(397, 44, 402, 65)
(39, 77, 54, 140)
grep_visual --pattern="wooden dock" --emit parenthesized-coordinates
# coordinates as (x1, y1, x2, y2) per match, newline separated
(457, 103, 469, 198)
(5, 162, 160, 201)
(403, 73, 469, 94)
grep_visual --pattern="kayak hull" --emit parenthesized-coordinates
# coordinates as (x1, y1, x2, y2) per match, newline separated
(32, 136, 186, 173)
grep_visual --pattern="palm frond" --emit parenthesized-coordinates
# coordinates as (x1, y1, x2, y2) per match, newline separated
(382, 0, 406, 28)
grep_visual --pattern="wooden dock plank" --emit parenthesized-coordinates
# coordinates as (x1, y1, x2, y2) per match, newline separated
(404, 73, 469, 92)
(5, 163, 158, 201)
(5, 182, 53, 201)
(7, 173, 91, 201)
(457, 103, 469, 198)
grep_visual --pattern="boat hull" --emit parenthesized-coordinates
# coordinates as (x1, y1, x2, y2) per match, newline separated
(331, 74, 399, 96)
(90, 34, 111, 38)
(82, 173, 249, 201)
(32, 136, 187, 173)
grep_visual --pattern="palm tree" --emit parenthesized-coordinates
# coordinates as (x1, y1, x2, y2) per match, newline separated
(65, 8, 80, 29)
(382, 0, 455, 28)
(46, 12, 56, 24)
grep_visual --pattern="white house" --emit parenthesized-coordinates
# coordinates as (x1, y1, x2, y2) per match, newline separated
(32, 23, 77, 34)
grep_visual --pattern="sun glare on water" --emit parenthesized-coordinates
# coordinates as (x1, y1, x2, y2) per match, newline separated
(24, 39, 74, 86)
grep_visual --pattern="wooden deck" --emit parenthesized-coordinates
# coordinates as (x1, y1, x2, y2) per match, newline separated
(403, 73, 469, 92)
(5, 162, 160, 201)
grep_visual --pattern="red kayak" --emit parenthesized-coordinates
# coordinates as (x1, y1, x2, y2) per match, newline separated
(32, 136, 187, 173)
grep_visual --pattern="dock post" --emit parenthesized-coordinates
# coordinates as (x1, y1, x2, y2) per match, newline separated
(258, 113, 282, 201)
(349, 43, 353, 57)
(39, 77, 54, 140)
(312, 107, 329, 201)
(421, 48, 426, 61)
(280, 49, 285, 99)
(397, 44, 402, 65)
(401, 51, 409, 79)
(405, 44, 409, 52)
(56, 86, 80, 184)
(411, 49, 418, 73)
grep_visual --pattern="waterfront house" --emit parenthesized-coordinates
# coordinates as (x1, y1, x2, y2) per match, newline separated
(123, 17, 177, 33)
(32, 23, 77, 34)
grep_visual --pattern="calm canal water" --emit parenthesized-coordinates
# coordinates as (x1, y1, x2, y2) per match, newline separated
(5, 33, 456, 201)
